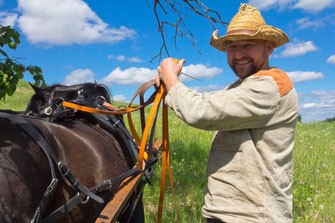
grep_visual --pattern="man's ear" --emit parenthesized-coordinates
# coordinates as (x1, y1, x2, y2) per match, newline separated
(266, 42, 274, 56)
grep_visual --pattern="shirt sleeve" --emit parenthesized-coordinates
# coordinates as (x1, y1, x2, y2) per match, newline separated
(165, 76, 281, 131)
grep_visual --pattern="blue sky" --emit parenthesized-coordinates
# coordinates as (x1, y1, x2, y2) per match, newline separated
(1, 0, 334, 122)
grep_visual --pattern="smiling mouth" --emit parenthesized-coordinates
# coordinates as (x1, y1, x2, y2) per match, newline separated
(234, 60, 251, 65)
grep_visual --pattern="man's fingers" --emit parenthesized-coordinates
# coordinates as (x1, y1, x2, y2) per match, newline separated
(154, 75, 160, 88)
(178, 59, 186, 66)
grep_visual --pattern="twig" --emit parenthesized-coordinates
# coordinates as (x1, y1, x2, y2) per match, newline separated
(150, 0, 228, 62)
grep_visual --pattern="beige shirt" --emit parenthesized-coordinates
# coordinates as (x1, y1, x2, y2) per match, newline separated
(165, 68, 298, 223)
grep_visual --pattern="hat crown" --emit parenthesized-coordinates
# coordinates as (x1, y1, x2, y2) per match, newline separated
(227, 4, 266, 34)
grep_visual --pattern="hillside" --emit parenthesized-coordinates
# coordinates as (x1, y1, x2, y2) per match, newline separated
(0, 80, 34, 111)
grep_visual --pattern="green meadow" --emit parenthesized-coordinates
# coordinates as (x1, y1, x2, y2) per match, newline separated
(1, 81, 334, 223)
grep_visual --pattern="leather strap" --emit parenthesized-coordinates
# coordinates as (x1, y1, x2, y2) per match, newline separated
(157, 58, 180, 223)
(157, 97, 178, 223)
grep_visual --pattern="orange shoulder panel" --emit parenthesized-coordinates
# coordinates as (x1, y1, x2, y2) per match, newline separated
(253, 68, 294, 97)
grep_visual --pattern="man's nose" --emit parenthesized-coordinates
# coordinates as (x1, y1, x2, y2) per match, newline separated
(234, 47, 246, 59)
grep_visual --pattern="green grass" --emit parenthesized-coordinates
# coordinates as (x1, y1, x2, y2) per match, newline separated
(1, 81, 334, 223)
(0, 80, 34, 111)
(293, 122, 335, 223)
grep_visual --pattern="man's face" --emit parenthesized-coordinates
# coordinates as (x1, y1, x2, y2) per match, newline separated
(226, 39, 274, 79)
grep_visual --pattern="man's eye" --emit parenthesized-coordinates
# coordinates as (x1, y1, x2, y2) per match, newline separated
(228, 46, 236, 51)
(245, 44, 254, 48)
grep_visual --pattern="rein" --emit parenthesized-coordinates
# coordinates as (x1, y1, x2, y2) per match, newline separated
(61, 80, 178, 222)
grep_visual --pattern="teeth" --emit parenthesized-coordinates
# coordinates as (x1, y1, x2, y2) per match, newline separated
(236, 61, 249, 65)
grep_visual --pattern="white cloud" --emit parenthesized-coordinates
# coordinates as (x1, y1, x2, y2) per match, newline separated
(102, 67, 157, 85)
(115, 55, 126, 61)
(17, 0, 135, 45)
(293, 0, 335, 12)
(248, 0, 335, 12)
(327, 55, 335, 64)
(279, 41, 318, 57)
(63, 68, 96, 85)
(101, 64, 222, 85)
(0, 11, 18, 27)
(309, 90, 335, 103)
(296, 17, 324, 30)
(191, 84, 227, 92)
(128, 57, 144, 63)
(64, 65, 74, 69)
(181, 64, 222, 81)
(298, 90, 335, 122)
(248, 0, 293, 10)
(301, 102, 332, 109)
(112, 94, 127, 102)
(287, 71, 324, 82)
(107, 54, 144, 63)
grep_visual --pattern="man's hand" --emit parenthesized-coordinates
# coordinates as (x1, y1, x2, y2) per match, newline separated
(155, 58, 186, 91)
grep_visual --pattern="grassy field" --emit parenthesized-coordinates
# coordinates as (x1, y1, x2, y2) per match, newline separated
(1, 81, 334, 222)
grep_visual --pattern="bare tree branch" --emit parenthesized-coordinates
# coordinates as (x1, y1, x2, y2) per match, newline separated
(149, 0, 228, 62)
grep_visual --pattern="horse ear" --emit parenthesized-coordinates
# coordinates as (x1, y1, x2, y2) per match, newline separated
(29, 83, 41, 93)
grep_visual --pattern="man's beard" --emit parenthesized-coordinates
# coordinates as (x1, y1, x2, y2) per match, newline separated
(230, 57, 259, 80)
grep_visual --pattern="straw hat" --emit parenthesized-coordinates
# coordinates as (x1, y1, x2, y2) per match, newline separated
(210, 4, 289, 52)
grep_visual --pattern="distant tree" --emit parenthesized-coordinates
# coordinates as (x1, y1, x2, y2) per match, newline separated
(0, 25, 45, 100)
(297, 114, 302, 122)
(324, 116, 335, 122)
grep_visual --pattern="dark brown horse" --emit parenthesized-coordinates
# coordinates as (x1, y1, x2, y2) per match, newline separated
(0, 83, 147, 223)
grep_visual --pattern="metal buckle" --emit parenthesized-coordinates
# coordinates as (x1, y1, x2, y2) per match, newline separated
(77, 192, 90, 204)
(57, 161, 69, 175)
(104, 180, 113, 190)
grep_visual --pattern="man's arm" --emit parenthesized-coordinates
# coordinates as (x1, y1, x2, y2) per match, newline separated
(165, 75, 297, 131)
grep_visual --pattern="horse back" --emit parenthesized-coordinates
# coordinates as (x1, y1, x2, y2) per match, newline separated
(0, 116, 50, 222)
(1, 114, 132, 223)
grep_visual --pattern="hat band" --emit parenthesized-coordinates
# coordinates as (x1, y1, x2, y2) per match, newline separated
(226, 29, 258, 35)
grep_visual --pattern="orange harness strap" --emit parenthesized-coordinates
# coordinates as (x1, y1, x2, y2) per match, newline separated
(157, 97, 178, 223)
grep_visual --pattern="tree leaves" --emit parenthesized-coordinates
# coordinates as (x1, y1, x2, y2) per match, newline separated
(0, 25, 45, 100)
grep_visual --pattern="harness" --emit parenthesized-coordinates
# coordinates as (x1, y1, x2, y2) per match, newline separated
(2, 71, 178, 223)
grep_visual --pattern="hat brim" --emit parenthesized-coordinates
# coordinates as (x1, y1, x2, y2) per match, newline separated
(210, 25, 289, 52)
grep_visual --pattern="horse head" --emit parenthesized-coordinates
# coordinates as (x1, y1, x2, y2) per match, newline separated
(26, 83, 111, 116)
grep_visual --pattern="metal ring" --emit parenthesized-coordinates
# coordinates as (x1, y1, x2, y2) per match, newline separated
(54, 97, 65, 108)
(78, 89, 84, 97)
(44, 107, 53, 115)
(96, 96, 106, 106)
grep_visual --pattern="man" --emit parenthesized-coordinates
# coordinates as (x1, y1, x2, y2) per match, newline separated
(155, 4, 298, 223)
